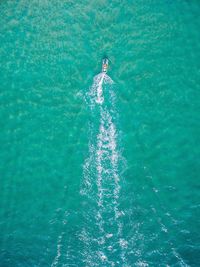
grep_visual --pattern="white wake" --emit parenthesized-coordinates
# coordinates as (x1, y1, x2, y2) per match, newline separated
(80, 72, 129, 267)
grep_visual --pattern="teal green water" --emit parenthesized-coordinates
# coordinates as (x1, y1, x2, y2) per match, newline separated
(0, 0, 200, 266)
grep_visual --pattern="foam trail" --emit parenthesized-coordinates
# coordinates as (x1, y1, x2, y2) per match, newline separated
(96, 73, 105, 104)
(51, 234, 63, 267)
(51, 69, 187, 266)
(81, 72, 129, 266)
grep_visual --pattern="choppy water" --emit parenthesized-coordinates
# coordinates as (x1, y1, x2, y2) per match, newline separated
(0, 0, 200, 266)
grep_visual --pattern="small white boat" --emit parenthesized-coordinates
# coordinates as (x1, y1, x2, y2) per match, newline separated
(102, 58, 108, 73)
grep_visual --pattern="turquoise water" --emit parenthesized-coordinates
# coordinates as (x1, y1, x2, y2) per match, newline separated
(0, 0, 200, 266)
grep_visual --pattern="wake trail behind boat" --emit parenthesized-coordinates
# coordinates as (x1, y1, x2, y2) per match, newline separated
(80, 63, 129, 266)
(51, 59, 189, 267)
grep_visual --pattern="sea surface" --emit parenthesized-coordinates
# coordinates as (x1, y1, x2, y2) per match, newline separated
(0, 0, 200, 266)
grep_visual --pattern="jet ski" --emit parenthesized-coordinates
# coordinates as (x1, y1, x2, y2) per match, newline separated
(102, 58, 108, 73)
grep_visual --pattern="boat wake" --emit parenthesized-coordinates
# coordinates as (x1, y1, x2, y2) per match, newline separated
(80, 72, 129, 266)
(51, 69, 188, 267)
